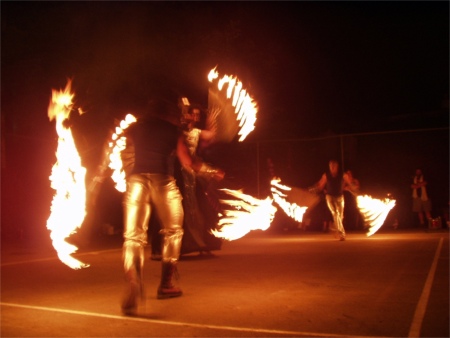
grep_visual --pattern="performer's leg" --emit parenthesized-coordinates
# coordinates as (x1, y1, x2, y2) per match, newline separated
(335, 195, 345, 238)
(181, 168, 206, 253)
(121, 175, 150, 314)
(152, 175, 184, 299)
(326, 195, 345, 240)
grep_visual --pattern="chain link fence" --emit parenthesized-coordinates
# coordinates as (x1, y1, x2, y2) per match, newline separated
(209, 127, 449, 231)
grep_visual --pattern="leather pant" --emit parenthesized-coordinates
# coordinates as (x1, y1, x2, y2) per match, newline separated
(123, 173, 184, 281)
(325, 194, 345, 237)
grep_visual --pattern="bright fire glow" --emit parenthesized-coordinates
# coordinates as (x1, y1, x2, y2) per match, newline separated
(211, 189, 277, 241)
(271, 178, 308, 222)
(357, 195, 396, 236)
(47, 80, 89, 269)
(208, 68, 257, 142)
(108, 114, 137, 192)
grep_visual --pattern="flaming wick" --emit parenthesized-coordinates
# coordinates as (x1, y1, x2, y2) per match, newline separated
(211, 189, 277, 241)
(208, 68, 257, 142)
(47, 80, 89, 269)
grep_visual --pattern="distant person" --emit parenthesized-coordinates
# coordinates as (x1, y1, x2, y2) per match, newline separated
(316, 190, 333, 233)
(309, 160, 354, 241)
(411, 168, 432, 226)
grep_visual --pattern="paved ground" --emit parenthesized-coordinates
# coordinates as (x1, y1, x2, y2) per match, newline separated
(1, 227, 449, 337)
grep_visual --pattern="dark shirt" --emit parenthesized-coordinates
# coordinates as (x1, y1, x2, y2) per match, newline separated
(126, 116, 179, 176)
(325, 171, 344, 197)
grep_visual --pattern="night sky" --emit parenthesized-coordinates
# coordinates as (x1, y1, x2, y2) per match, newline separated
(2, 1, 449, 141)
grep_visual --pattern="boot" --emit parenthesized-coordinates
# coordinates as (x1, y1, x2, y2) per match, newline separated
(157, 261, 182, 299)
(121, 244, 145, 315)
(121, 276, 143, 315)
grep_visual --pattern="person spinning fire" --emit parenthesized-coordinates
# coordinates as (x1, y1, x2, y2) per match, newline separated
(309, 160, 355, 241)
(178, 101, 224, 256)
(119, 92, 222, 315)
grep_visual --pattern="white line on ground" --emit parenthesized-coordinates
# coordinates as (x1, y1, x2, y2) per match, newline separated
(0, 248, 121, 267)
(1, 302, 368, 338)
(408, 237, 444, 337)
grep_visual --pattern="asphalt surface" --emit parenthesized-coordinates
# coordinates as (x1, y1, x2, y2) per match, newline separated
(1, 227, 449, 338)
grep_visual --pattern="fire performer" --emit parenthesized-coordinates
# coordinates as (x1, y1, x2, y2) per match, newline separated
(179, 102, 224, 255)
(119, 93, 216, 315)
(309, 160, 355, 241)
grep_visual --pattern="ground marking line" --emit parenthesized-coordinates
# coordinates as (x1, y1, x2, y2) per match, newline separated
(0, 248, 122, 267)
(408, 237, 444, 337)
(1, 302, 369, 338)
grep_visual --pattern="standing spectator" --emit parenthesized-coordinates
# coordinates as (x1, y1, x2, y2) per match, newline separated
(411, 168, 432, 226)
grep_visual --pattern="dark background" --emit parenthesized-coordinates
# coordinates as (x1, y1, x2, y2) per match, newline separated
(1, 1, 448, 240)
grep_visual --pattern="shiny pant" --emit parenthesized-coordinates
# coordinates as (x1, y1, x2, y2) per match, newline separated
(326, 194, 345, 237)
(123, 174, 184, 281)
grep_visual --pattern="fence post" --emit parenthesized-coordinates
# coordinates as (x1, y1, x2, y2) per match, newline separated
(256, 141, 260, 198)
(340, 135, 345, 170)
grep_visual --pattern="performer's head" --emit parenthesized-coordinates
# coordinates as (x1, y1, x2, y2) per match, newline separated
(329, 160, 340, 176)
(181, 103, 203, 129)
(415, 168, 423, 178)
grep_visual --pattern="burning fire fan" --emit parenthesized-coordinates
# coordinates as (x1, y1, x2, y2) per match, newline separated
(47, 80, 89, 269)
(207, 67, 258, 142)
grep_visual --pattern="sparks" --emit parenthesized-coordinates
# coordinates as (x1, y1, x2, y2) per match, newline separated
(207, 67, 257, 142)
(211, 189, 277, 241)
(47, 80, 89, 269)
(357, 195, 396, 236)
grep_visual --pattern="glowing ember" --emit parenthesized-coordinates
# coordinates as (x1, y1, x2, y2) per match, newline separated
(47, 80, 89, 269)
(271, 178, 308, 223)
(208, 68, 257, 142)
(108, 114, 137, 192)
(357, 195, 396, 236)
(211, 189, 277, 241)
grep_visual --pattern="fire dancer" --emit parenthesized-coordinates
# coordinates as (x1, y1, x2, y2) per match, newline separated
(309, 160, 354, 241)
(120, 94, 213, 315)
(179, 102, 224, 256)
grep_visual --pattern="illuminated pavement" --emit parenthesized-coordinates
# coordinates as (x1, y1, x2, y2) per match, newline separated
(1, 228, 449, 337)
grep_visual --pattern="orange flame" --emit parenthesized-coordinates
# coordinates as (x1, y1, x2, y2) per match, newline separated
(108, 114, 137, 192)
(47, 80, 89, 269)
(271, 178, 308, 222)
(211, 189, 277, 241)
(208, 68, 257, 141)
(357, 195, 396, 236)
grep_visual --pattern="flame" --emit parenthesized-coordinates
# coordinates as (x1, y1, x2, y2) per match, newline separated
(271, 178, 308, 222)
(211, 189, 277, 241)
(208, 68, 257, 142)
(357, 195, 396, 236)
(108, 114, 137, 192)
(47, 80, 89, 269)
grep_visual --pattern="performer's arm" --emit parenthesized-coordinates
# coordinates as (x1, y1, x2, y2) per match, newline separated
(411, 181, 426, 189)
(309, 173, 326, 193)
(176, 134, 224, 181)
(343, 173, 360, 194)
(199, 129, 215, 142)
